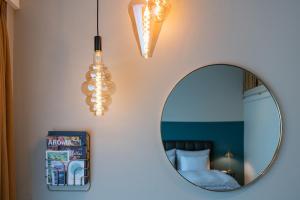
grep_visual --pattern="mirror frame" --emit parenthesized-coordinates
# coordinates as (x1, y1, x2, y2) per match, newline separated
(160, 63, 283, 192)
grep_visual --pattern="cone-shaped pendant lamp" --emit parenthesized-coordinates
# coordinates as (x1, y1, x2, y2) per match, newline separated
(82, 0, 115, 116)
(128, 0, 171, 58)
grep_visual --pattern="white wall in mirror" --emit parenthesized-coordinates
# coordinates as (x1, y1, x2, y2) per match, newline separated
(162, 66, 243, 122)
(243, 86, 281, 184)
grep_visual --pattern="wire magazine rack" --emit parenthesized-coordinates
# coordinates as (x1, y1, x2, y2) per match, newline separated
(45, 130, 91, 192)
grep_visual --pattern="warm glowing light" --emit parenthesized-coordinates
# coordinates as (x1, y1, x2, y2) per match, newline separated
(82, 51, 115, 116)
(143, 0, 151, 58)
(153, 0, 169, 22)
(128, 0, 171, 58)
(83, 0, 115, 116)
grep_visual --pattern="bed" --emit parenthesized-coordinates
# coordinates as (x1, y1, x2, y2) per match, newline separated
(163, 140, 240, 191)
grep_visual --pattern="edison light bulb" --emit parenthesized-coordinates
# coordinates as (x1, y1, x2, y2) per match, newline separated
(82, 50, 115, 116)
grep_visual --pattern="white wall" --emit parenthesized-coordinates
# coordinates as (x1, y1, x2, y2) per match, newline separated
(14, 0, 300, 200)
(162, 65, 243, 122)
(243, 86, 281, 184)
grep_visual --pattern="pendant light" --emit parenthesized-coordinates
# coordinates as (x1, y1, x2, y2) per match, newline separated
(82, 0, 115, 116)
(128, 0, 171, 59)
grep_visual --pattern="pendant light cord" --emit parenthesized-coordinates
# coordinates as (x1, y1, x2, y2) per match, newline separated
(94, 0, 102, 51)
(97, 0, 99, 36)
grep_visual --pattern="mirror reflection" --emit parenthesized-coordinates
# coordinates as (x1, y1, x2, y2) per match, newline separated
(161, 64, 282, 191)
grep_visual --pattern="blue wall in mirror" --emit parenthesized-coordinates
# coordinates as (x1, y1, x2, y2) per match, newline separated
(161, 121, 244, 185)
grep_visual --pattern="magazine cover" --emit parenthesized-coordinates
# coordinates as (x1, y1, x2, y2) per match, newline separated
(46, 131, 90, 186)
(47, 146, 88, 160)
(48, 131, 89, 147)
(46, 151, 69, 185)
(67, 160, 86, 186)
(51, 161, 66, 186)
(47, 136, 82, 147)
(59, 146, 88, 160)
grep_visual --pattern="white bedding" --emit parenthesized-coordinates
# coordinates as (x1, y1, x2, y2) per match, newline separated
(178, 169, 240, 191)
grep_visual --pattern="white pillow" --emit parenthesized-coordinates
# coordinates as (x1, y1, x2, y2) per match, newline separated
(179, 155, 209, 171)
(176, 149, 210, 171)
(166, 149, 176, 166)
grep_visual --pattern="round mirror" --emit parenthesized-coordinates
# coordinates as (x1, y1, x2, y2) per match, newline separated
(161, 64, 282, 192)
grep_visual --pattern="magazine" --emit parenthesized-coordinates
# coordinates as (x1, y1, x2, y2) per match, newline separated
(46, 131, 89, 186)
(67, 160, 86, 186)
(46, 151, 69, 185)
(47, 136, 82, 147)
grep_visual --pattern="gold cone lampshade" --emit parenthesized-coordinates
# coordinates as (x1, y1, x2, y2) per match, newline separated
(128, 0, 171, 58)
